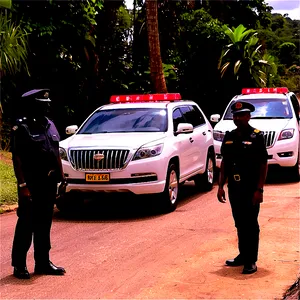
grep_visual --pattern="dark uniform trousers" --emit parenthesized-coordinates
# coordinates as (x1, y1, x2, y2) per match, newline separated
(228, 183, 260, 264)
(12, 177, 57, 267)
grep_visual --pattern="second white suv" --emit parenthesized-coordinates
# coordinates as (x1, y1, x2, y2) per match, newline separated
(210, 87, 300, 181)
(58, 93, 215, 213)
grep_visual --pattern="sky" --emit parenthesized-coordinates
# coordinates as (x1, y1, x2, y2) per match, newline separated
(266, 0, 300, 20)
(125, 0, 300, 20)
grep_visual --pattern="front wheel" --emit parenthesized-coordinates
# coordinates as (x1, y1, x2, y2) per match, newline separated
(55, 192, 84, 213)
(289, 155, 300, 182)
(159, 163, 179, 213)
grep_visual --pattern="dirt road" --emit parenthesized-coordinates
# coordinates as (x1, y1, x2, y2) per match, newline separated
(1, 178, 299, 299)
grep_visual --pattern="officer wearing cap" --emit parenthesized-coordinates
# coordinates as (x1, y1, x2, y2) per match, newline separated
(217, 101, 268, 274)
(10, 89, 66, 279)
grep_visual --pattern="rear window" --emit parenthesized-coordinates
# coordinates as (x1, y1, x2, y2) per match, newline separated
(224, 98, 293, 120)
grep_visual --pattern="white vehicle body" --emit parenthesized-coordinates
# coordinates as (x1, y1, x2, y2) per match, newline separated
(58, 94, 216, 212)
(210, 89, 300, 181)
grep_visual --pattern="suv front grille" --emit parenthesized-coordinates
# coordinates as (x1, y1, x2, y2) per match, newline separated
(262, 131, 276, 148)
(69, 149, 130, 171)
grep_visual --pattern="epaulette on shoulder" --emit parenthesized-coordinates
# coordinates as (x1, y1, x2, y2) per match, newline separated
(253, 129, 260, 133)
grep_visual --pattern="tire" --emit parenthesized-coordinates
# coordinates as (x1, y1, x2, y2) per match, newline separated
(55, 192, 83, 213)
(289, 155, 300, 182)
(194, 151, 215, 191)
(159, 163, 179, 213)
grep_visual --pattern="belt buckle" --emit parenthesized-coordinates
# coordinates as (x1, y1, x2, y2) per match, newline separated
(234, 174, 241, 181)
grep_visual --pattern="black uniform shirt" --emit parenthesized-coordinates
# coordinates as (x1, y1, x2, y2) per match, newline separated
(221, 125, 268, 190)
(11, 117, 61, 183)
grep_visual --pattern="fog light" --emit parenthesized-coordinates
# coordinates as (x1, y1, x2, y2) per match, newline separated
(278, 152, 293, 157)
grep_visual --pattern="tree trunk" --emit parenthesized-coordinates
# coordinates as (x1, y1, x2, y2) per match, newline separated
(145, 0, 167, 93)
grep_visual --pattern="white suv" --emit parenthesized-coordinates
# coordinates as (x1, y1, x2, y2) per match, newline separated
(58, 93, 215, 213)
(210, 87, 300, 181)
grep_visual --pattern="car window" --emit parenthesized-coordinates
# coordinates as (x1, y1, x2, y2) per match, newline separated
(78, 108, 168, 133)
(223, 98, 294, 120)
(172, 108, 186, 132)
(178, 105, 205, 127)
(290, 94, 300, 122)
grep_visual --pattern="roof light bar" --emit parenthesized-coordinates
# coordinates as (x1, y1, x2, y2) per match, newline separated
(110, 93, 181, 103)
(242, 87, 289, 95)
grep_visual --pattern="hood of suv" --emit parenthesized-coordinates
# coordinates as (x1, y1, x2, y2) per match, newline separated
(60, 132, 166, 149)
(214, 118, 292, 132)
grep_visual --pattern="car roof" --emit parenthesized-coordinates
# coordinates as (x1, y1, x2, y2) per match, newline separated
(99, 100, 198, 110)
(233, 93, 288, 101)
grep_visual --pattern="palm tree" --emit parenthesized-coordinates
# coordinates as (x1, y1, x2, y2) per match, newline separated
(218, 24, 276, 88)
(145, 0, 167, 93)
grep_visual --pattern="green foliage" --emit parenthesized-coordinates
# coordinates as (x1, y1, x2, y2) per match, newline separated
(0, 154, 17, 209)
(0, 0, 11, 9)
(219, 24, 278, 89)
(0, 10, 29, 76)
(280, 65, 300, 93)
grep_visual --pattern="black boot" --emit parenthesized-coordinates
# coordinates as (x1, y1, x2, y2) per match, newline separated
(13, 266, 30, 279)
(35, 261, 66, 275)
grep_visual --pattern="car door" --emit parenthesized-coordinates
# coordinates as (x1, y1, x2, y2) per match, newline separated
(180, 105, 210, 174)
(172, 107, 195, 179)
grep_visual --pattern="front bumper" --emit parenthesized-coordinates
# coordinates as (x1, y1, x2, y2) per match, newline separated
(214, 138, 299, 169)
(61, 156, 168, 195)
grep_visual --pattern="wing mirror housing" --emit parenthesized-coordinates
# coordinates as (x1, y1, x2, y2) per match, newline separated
(210, 114, 220, 123)
(66, 125, 78, 135)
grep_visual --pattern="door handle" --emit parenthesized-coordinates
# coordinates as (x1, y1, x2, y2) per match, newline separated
(202, 131, 207, 136)
(189, 137, 194, 143)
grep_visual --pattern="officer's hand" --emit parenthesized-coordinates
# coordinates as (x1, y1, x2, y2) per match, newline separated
(252, 190, 263, 205)
(18, 186, 31, 201)
(217, 187, 226, 203)
(56, 179, 68, 199)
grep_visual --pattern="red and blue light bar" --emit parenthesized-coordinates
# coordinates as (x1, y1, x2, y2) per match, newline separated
(110, 93, 181, 103)
(242, 87, 289, 95)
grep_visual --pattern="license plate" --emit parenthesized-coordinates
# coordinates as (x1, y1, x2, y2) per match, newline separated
(85, 173, 110, 182)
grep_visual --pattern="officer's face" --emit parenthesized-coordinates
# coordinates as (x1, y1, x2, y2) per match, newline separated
(30, 101, 51, 116)
(233, 112, 250, 128)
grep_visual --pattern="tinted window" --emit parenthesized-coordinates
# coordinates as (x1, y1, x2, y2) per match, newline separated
(172, 108, 186, 131)
(179, 105, 205, 127)
(224, 98, 293, 120)
(78, 108, 168, 133)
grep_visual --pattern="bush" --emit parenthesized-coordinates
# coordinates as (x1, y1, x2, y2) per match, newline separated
(0, 152, 17, 211)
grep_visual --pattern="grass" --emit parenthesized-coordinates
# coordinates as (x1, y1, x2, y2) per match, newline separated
(0, 151, 17, 213)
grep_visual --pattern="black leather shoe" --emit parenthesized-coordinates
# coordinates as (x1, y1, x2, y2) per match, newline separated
(242, 263, 257, 274)
(13, 267, 30, 279)
(225, 255, 244, 266)
(35, 261, 66, 275)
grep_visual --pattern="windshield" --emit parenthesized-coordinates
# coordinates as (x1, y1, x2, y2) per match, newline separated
(224, 98, 293, 120)
(78, 108, 168, 134)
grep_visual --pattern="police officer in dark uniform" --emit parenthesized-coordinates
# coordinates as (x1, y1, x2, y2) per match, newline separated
(11, 89, 66, 279)
(217, 101, 268, 274)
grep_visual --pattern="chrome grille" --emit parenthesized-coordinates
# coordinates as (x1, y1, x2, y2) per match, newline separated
(262, 131, 275, 148)
(69, 149, 130, 171)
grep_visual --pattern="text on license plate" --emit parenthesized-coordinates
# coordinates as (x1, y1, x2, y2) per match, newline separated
(85, 174, 110, 182)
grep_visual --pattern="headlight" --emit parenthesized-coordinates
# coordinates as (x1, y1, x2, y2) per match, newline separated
(278, 129, 294, 140)
(59, 147, 68, 161)
(132, 143, 164, 161)
(213, 130, 225, 142)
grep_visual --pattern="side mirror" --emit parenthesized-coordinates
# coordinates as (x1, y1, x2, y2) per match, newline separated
(176, 123, 193, 135)
(210, 114, 220, 123)
(66, 125, 78, 135)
